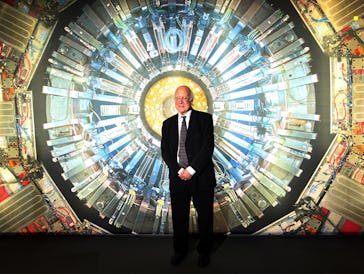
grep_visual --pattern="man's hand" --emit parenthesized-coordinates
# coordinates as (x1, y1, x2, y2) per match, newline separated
(179, 169, 192, 181)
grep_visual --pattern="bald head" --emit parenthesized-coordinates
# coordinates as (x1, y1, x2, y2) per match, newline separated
(175, 85, 193, 115)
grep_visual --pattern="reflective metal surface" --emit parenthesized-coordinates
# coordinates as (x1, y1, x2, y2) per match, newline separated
(42, 0, 319, 233)
(1, 0, 363, 235)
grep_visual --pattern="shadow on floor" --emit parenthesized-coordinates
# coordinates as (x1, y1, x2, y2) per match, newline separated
(1, 234, 363, 274)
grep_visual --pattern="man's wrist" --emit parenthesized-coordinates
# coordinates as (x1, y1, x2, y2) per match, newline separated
(178, 167, 195, 176)
(186, 166, 195, 176)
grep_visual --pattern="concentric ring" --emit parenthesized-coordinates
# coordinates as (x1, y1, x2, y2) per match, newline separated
(42, 0, 320, 234)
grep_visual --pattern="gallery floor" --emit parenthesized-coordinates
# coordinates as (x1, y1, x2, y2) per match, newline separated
(1, 234, 363, 274)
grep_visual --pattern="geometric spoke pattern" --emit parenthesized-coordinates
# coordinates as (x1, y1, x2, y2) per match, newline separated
(43, 0, 319, 234)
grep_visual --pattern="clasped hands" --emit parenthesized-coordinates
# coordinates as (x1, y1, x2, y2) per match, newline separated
(179, 168, 192, 181)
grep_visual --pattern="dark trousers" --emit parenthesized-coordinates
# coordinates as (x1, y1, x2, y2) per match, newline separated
(170, 179, 214, 255)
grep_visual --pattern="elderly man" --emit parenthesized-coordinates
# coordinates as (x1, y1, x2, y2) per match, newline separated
(161, 85, 216, 267)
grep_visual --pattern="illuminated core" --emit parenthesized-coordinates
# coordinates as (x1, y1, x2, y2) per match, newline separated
(144, 75, 208, 136)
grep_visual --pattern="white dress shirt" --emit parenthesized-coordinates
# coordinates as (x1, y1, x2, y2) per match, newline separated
(177, 110, 196, 176)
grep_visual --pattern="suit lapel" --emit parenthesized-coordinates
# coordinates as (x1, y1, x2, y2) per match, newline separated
(186, 109, 196, 141)
(172, 114, 179, 147)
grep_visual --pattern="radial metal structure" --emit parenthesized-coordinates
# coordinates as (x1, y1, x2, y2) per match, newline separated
(42, 0, 319, 234)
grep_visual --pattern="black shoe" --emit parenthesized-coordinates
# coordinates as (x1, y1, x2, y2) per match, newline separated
(198, 253, 210, 267)
(170, 252, 186, 266)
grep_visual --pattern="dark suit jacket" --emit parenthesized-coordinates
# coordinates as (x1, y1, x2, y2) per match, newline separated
(161, 109, 216, 193)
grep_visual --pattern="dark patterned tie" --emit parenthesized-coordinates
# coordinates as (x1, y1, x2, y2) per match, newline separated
(178, 116, 189, 168)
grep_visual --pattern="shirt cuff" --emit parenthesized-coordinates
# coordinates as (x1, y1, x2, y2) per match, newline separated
(186, 166, 196, 176)
(178, 167, 196, 176)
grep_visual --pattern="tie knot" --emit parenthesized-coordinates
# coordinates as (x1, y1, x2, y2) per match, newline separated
(182, 116, 186, 120)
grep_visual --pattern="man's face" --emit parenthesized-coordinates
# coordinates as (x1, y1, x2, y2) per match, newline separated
(175, 87, 191, 115)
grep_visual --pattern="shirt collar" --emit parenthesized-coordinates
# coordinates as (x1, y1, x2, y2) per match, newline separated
(179, 109, 192, 119)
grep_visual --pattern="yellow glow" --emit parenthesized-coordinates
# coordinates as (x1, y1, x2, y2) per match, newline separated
(144, 75, 208, 136)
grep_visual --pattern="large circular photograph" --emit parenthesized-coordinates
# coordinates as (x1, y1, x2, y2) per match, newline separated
(42, 0, 320, 234)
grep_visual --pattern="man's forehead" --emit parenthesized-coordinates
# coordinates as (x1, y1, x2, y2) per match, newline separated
(175, 88, 188, 94)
